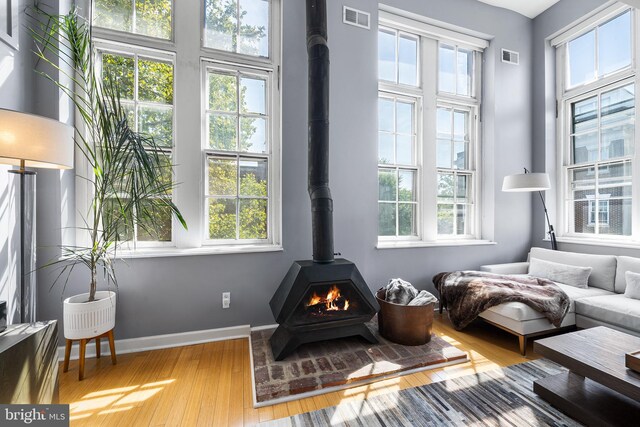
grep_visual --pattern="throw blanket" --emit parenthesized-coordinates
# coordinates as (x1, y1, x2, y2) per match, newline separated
(433, 271, 570, 330)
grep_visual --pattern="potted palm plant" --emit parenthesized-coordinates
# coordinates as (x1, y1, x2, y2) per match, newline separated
(31, 8, 186, 340)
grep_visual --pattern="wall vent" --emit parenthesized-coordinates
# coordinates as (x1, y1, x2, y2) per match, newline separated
(502, 49, 520, 65)
(343, 6, 370, 30)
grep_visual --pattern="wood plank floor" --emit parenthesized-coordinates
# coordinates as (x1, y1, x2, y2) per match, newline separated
(60, 315, 540, 426)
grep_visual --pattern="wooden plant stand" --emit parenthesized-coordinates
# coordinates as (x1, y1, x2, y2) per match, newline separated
(63, 329, 117, 380)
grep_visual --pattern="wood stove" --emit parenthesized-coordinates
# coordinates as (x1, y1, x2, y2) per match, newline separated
(269, 0, 379, 361)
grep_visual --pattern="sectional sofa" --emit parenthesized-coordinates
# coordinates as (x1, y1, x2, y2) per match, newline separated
(479, 247, 640, 355)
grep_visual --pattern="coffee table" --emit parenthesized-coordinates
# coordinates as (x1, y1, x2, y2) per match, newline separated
(533, 326, 640, 427)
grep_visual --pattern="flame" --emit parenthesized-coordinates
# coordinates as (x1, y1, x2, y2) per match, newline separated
(306, 284, 350, 311)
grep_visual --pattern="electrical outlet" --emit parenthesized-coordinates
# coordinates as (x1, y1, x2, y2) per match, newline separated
(222, 292, 231, 309)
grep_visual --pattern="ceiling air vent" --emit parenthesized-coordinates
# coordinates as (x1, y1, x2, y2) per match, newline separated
(502, 49, 520, 65)
(343, 6, 370, 30)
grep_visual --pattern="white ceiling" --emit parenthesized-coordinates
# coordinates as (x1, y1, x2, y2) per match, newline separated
(476, 0, 562, 19)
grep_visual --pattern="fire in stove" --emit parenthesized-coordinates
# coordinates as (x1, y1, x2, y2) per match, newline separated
(306, 285, 350, 313)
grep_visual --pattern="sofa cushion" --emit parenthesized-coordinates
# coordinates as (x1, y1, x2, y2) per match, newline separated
(575, 294, 640, 332)
(529, 247, 617, 292)
(625, 271, 640, 300)
(528, 258, 591, 288)
(615, 256, 640, 294)
(482, 283, 613, 321)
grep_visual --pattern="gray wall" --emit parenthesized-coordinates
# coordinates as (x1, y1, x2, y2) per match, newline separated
(0, 0, 36, 324)
(530, 0, 640, 258)
(9, 0, 535, 342)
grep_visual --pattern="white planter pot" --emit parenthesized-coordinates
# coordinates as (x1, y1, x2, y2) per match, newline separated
(63, 291, 116, 340)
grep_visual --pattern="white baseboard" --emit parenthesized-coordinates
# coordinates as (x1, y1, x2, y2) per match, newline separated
(58, 324, 256, 361)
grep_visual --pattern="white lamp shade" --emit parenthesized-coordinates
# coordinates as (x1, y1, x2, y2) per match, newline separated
(502, 172, 551, 192)
(0, 109, 74, 170)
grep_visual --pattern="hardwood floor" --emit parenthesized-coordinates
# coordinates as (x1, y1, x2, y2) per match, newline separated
(60, 315, 540, 426)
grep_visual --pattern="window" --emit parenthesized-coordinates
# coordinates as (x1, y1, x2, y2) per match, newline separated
(378, 11, 486, 244)
(87, 0, 281, 253)
(555, 5, 637, 242)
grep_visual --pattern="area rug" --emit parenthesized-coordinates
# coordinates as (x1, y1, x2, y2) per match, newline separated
(259, 359, 582, 426)
(250, 317, 468, 406)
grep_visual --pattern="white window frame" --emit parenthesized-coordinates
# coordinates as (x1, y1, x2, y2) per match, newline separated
(76, 0, 282, 256)
(378, 10, 487, 246)
(554, 3, 640, 245)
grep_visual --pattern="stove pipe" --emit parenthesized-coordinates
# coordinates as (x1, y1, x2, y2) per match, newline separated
(307, 0, 334, 263)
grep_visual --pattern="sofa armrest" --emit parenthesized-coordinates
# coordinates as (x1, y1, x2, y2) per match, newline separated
(480, 262, 529, 275)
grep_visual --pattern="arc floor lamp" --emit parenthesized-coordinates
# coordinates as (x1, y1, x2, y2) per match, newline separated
(0, 109, 73, 323)
(502, 168, 558, 250)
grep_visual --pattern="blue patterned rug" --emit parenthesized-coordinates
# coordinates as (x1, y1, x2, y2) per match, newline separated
(260, 359, 582, 426)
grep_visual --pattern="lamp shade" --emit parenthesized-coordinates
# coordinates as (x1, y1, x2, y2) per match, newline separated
(502, 172, 551, 192)
(0, 109, 74, 170)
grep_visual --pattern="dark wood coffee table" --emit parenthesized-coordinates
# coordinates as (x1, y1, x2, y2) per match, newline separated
(533, 326, 640, 427)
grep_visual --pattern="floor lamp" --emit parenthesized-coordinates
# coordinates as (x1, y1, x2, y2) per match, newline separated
(0, 109, 74, 324)
(502, 168, 558, 250)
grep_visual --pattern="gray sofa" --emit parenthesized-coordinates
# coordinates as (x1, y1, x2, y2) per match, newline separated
(479, 247, 640, 355)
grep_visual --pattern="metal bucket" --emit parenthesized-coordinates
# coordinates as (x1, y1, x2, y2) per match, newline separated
(376, 289, 434, 346)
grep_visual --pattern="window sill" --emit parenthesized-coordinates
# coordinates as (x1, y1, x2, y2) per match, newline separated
(376, 239, 496, 249)
(113, 244, 284, 259)
(547, 236, 640, 250)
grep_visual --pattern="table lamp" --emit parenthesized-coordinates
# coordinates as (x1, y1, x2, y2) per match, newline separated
(502, 168, 557, 250)
(0, 109, 74, 323)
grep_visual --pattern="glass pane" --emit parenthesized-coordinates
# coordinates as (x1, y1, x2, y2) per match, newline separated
(378, 169, 397, 201)
(378, 133, 394, 164)
(94, 0, 133, 33)
(208, 158, 237, 196)
(396, 135, 413, 165)
(600, 198, 631, 236)
(209, 198, 237, 239)
(457, 48, 473, 96)
(138, 59, 174, 104)
(237, 0, 270, 57)
(156, 153, 173, 195)
(453, 111, 468, 140)
(122, 102, 135, 128)
(138, 105, 173, 147)
(378, 29, 396, 82)
(239, 158, 268, 197)
(209, 114, 238, 150)
(601, 85, 634, 132)
(572, 200, 595, 234)
(396, 101, 413, 134)
(398, 203, 416, 236)
(598, 162, 632, 198)
(240, 76, 266, 114)
(437, 173, 454, 199)
(453, 141, 467, 169)
(102, 53, 134, 100)
(135, 0, 172, 39)
(568, 30, 596, 88)
(240, 117, 267, 153)
(456, 204, 468, 235)
(102, 198, 134, 241)
(398, 34, 418, 86)
(378, 98, 394, 132)
(437, 107, 451, 139)
(378, 203, 397, 236)
(137, 200, 172, 242)
(457, 174, 469, 200)
(601, 123, 634, 160)
(571, 166, 596, 193)
(572, 97, 598, 133)
(598, 11, 631, 77)
(239, 198, 267, 239)
(398, 170, 415, 202)
(437, 204, 454, 235)
(209, 73, 238, 112)
(204, 0, 237, 52)
(439, 44, 456, 93)
(437, 139, 452, 169)
(571, 132, 598, 164)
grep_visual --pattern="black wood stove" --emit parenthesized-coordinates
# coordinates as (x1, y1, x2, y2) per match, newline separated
(269, 0, 379, 361)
